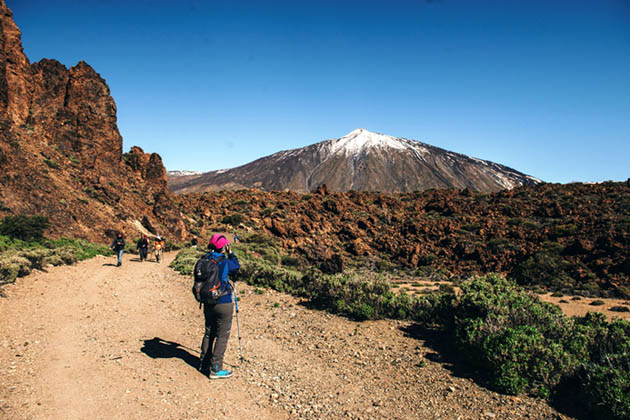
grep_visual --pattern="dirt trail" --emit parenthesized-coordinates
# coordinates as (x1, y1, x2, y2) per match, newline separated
(1, 252, 575, 420)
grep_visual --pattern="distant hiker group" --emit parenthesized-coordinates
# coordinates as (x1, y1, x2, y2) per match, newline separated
(109, 232, 169, 266)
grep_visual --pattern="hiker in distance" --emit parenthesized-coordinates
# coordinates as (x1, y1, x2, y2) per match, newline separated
(195, 233, 240, 379)
(136, 234, 149, 262)
(110, 232, 125, 267)
(191, 236, 198, 248)
(154, 235, 165, 263)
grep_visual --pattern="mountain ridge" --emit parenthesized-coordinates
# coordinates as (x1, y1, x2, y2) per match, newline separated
(168, 128, 541, 194)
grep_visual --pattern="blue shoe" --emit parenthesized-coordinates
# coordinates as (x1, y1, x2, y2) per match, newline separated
(209, 369, 233, 379)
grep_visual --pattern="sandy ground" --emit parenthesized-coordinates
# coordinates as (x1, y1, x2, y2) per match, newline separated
(1, 252, 577, 420)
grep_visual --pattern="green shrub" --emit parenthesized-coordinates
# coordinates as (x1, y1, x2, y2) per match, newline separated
(453, 274, 581, 397)
(169, 248, 205, 276)
(575, 314, 630, 420)
(511, 246, 575, 290)
(0, 215, 50, 241)
(243, 232, 276, 246)
(45, 238, 111, 261)
(0, 257, 20, 285)
(43, 158, 59, 169)
(46, 247, 78, 266)
(20, 248, 48, 270)
(281, 255, 300, 267)
(0, 235, 29, 252)
(164, 239, 185, 252)
(222, 213, 244, 226)
(0, 254, 33, 284)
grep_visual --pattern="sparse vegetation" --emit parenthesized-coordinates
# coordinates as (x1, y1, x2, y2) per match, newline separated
(0, 235, 111, 287)
(222, 213, 244, 226)
(169, 243, 630, 419)
(43, 158, 59, 169)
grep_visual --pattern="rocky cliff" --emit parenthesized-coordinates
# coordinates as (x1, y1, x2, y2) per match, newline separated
(0, 0, 186, 241)
(169, 128, 541, 194)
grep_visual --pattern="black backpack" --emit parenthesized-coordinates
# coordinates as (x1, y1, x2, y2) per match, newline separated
(192, 255, 229, 304)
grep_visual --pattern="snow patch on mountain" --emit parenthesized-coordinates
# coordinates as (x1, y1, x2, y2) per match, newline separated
(330, 128, 407, 155)
(167, 170, 202, 177)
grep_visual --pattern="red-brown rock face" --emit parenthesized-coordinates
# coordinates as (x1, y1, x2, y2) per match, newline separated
(0, 0, 186, 242)
(0, 0, 31, 126)
(176, 182, 630, 295)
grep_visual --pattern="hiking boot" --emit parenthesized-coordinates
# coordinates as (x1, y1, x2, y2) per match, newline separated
(209, 369, 233, 379)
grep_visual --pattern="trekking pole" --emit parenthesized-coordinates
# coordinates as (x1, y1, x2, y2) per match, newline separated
(232, 281, 244, 362)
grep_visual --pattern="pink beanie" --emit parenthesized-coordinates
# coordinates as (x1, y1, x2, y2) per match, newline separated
(209, 233, 229, 250)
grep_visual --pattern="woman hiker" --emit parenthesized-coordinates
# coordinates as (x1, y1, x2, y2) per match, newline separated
(199, 233, 240, 379)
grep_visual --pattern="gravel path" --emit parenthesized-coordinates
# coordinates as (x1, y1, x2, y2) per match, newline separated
(0, 252, 574, 420)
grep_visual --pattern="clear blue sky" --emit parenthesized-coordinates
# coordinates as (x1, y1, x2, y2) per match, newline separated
(10, 0, 630, 183)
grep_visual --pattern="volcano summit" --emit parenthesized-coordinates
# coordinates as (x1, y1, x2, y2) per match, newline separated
(168, 129, 541, 193)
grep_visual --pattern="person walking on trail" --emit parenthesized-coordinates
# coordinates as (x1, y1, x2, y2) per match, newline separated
(110, 233, 126, 267)
(136, 234, 149, 262)
(191, 236, 198, 249)
(154, 235, 165, 263)
(199, 233, 240, 379)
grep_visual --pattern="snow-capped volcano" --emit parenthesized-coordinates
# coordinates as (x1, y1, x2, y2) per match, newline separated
(169, 129, 542, 193)
(329, 128, 408, 154)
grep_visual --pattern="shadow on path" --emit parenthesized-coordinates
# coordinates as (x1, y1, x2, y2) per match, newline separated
(401, 323, 481, 382)
(140, 337, 199, 371)
(102, 263, 118, 267)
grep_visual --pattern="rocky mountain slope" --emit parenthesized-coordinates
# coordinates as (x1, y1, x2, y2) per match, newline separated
(0, 0, 186, 241)
(176, 181, 630, 296)
(169, 128, 541, 194)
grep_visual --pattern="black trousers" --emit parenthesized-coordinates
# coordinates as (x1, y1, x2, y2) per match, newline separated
(139, 247, 148, 261)
(200, 302, 233, 372)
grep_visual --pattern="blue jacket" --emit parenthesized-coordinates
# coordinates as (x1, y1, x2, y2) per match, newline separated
(207, 251, 240, 304)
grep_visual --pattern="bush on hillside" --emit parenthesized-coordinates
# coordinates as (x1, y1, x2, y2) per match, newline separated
(0, 236, 114, 287)
(0, 235, 30, 252)
(222, 213, 244, 226)
(0, 215, 49, 241)
(453, 274, 581, 397)
(44, 238, 111, 261)
(573, 313, 630, 420)
(0, 255, 31, 285)
(169, 248, 204, 275)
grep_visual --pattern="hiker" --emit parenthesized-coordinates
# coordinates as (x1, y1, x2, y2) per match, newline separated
(154, 235, 165, 263)
(199, 233, 240, 379)
(191, 236, 198, 248)
(233, 233, 239, 243)
(136, 234, 149, 262)
(110, 232, 126, 267)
